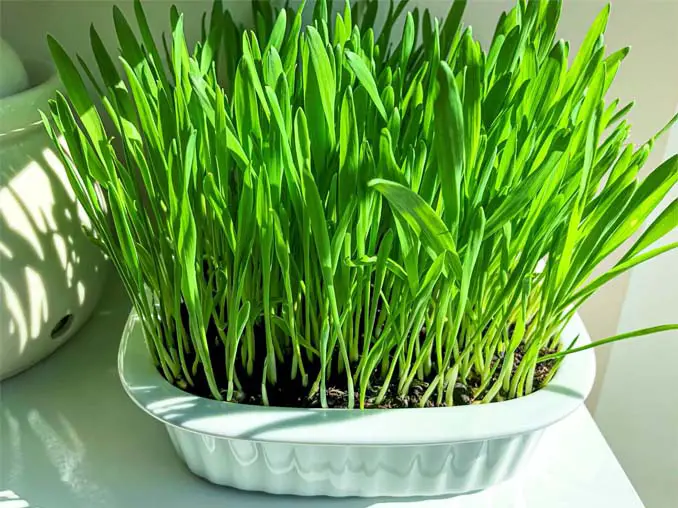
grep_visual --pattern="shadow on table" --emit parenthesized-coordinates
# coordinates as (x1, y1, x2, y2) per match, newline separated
(206, 489, 463, 507)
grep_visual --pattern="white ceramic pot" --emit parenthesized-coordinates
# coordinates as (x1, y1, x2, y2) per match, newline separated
(119, 310, 595, 497)
(0, 59, 109, 380)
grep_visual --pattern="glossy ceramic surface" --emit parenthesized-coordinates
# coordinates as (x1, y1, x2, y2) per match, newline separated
(119, 310, 595, 497)
(0, 60, 108, 379)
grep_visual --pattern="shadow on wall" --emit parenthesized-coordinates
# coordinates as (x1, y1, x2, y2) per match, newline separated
(0, 121, 109, 379)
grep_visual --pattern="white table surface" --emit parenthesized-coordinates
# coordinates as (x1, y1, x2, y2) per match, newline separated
(0, 277, 644, 508)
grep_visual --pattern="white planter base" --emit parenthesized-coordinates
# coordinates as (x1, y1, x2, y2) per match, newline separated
(119, 311, 595, 497)
(166, 426, 542, 497)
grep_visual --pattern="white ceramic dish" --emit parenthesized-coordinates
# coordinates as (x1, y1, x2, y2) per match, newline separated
(118, 309, 595, 497)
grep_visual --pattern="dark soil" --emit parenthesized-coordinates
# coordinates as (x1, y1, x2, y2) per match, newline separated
(464, 345, 558, 401)
(169, 304, 558, 408)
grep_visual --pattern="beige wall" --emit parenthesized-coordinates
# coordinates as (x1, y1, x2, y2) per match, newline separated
(0, 0, 252, 66)
(594, 118, 678, 508)
(2, 0, 677, 410)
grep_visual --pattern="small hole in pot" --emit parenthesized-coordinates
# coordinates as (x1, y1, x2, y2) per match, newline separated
(50, 314, 74, 340)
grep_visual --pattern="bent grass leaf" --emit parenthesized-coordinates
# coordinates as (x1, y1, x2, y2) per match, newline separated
(306, 26, 336, 137)
(344, 50, 388, 121)
(435, 62, 465, 232)
(540, 325, 678, 363)
(369, 179, 463, 279)
(622, 199, 678, 262)
(48, 37, 108, 159)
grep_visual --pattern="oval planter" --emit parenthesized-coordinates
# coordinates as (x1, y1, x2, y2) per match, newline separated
(0, 59, 109, 379)
(119, 309, 595, 497)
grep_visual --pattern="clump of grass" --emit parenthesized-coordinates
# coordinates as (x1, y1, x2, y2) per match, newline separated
(43, 0, 678, 409)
